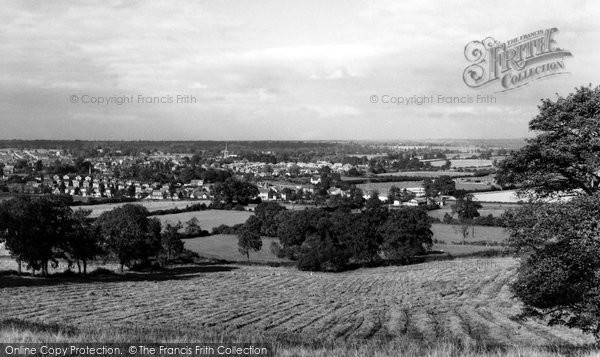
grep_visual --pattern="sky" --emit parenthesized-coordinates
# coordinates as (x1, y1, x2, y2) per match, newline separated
(1, 0, 599, 140)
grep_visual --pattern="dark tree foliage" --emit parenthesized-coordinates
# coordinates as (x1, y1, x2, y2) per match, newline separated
(497, 87, 600, 340)
(64, 208, 102, 275)
(497, 85, 600, 198)
(297, 217, 351, 272)
(161, 222, 184, 263)
(253, 202, 286, 237)
(335, 211, 384, 263)
(379, 208, 433, 261)
(276, 209, 329, 255)
(212, 177, 259, 205)
(451, 193, 482, 221)
(237, 215, 263, 260)
(95, 204, 162, 272)
(274, 204, 431, 271)
(503, 194, 600, 338)
(0, 196, 73, 276)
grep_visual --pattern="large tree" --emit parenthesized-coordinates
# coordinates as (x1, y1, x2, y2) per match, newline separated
(503, 194, 600, 339)
(253, 202, 286, 237)
(161, 222, 184, 263)
(212, 177, 259, 205)
(0, 196, 73, 276)
(237, 215, 262, 260)
(497, 85, 600, 198)
(379, 208, 433, 261)
(95, 204, 162, 272)
(500, 86, 600, 340)
(64, 208, 102, 275)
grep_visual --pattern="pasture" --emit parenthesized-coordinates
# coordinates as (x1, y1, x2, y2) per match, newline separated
(185, 233, 506, 263)
(376, 171, 474, 177)
(448, 159, 494, 168)
(184, 235, 289, 263)
(76, 200, 211, 218)
(356, 181, 422, 196)
(151, 210, 253, 231)
(427, 203, 521, 221)
(472, 190, 522, 203)
(431, 224, 507, 244)
(0, 258, 594, 350)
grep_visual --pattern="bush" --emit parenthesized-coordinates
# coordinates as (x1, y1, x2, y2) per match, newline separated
(504, 194, 600, 339)
(269, 241, 283, 257)
(211, 223, 243, 235)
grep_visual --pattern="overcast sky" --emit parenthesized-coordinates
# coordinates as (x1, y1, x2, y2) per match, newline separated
(1, 0, 599, 140)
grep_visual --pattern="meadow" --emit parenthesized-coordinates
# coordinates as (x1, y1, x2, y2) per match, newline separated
(356, 181, 423, 196)
(76, 200, 211, 218)
(376, 171, 474, 178)
(184, 235, 289, 263)
(184, 231, 506, 264)
(151, 210, 253, 231)
(430, 223, 507, 245)
(427, 203, 520, 221)
(1, 258, 595, 356)
(448, 159, 494, 168)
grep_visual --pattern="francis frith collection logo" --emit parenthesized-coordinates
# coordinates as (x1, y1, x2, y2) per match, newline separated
(463, 28, 572, 92)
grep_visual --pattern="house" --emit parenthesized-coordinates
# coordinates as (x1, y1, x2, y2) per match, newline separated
(150, 190, 164, 200)
(406, 197, 427, 206)
(328, 187, 343, 196)
(258, 188, 270, 201)
(405, 187, 426, 197)
(310, 177, 322, 185)
(2, 165, 14, 176)
(190, 179, 204, 186)
(429, 196, 446, 207)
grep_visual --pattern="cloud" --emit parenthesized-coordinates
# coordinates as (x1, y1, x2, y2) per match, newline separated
(305, 105, 361, 118)
(0, 0, 599, 140)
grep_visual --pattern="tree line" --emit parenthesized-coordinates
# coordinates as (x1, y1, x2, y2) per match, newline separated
(0, 197, 186, 276)
(237, 200, 433, 272)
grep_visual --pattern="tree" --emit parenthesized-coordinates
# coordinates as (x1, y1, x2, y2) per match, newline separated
(0, 196, 73, 276)
(503, 194, 600, 339)
(424, 176, 456, 197)
(253, 202, 286, 237)
(451, 193, 481, 221)
(237, 215, 262, 260)
(498, 86, 600, 340)
(451, 193, 481, 244)
(432, 176, 456, 196)
(497, 85, 600, 198)
(379, 208, 433, 261)
(276, 209, 329, 259)
(65, 209, 102, 275)
(161, 222, 184, 263)
(95, 204, 162, 272)
(336, 210, 384, 263)
(297, 217, 350, 272)
(212, 177, 259, 205)
(388, 185, 401, 203)
(184, 217, 202, 236)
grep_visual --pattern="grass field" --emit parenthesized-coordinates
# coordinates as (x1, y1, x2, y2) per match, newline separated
(472, 190, 522, 203)
(184, 233, 506, 263)
(185, 235, 289, 262)
(356, 181, 422, 196)
(428, 203, 521, 221)
(78, 200, 211, 218)
(448, 159, 494, 168)
(1, 258, 595, 352)
(431, 224, 507, 244)
(152, 210, 252, 231)
(376, 171, 474, 177)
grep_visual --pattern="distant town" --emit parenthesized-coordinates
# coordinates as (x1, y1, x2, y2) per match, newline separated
(0, 139, 522, 207)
